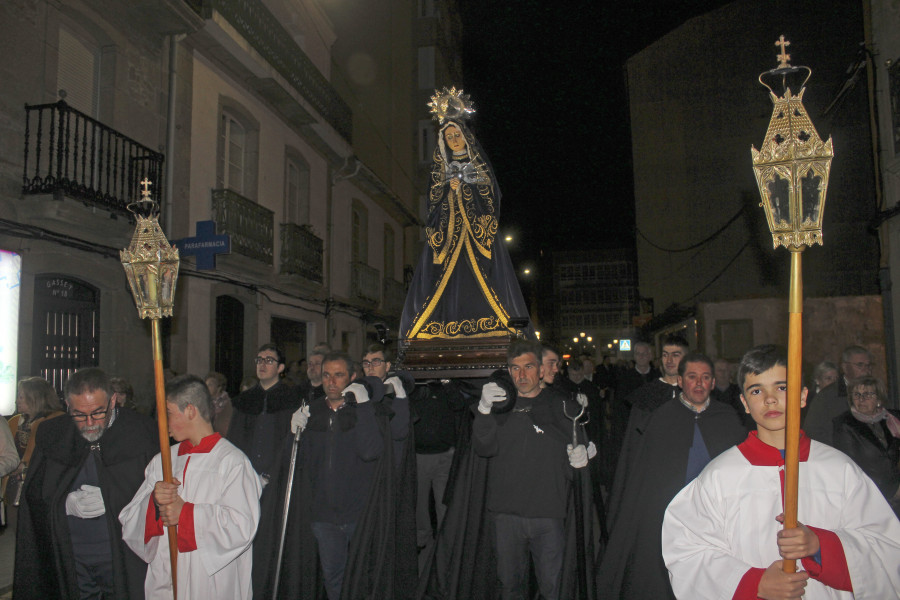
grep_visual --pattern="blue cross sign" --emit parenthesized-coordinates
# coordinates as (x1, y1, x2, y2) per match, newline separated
(173, 221, 230, 270)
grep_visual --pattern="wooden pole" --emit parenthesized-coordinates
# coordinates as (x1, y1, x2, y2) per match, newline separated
(782, 249, 803, 573)
(151, 318, 178, 597)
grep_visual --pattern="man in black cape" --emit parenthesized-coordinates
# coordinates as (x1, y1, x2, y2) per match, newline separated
(14, 367, 159, 599)
(227, 344, 299, 484)
(417, 340, 598, 600)
(253, 357, 416, 599)
(597, 352, 746, 599)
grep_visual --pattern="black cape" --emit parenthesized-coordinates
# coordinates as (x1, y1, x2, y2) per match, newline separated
(14, 408, 159, 600)
(417, 376, 598, 600)
(252, 379, 417, 600)
(227, 380, 300, 477)
(598, 397, 746, 599)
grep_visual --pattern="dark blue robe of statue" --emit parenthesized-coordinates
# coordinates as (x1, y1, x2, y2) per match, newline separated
(400, 120, 530, 340)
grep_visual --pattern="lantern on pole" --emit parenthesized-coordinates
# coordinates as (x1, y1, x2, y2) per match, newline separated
(120, 178, 180, 596)
(750, 36, 833, 573)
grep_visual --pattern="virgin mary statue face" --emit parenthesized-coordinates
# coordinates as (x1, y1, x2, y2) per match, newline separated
(444, 125, 467, 153)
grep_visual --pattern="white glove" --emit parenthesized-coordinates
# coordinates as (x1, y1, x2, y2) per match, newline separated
(65, 484, 106, 518)
(576, 393, 588, 408)
(344, 382, 370, 404)
(291, 404, 310, 433)
(383, 376, 407, 399)
(478, 382, 507, 415)
(567, 444, 588, 469)
(586, 441, 597, 459)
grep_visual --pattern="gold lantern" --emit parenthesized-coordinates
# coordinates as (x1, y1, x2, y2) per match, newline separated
(120, 179, 179, 319)
(750, 36, 834, 576)
(751, 36, 833, 249)
(119, 177, 180, 595)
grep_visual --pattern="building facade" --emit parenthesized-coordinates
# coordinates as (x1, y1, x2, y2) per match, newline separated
(548, 249, 638, 357)
(868, 0, 900, 396)
(627, 0, 879, 314)
(0, 0, 461, 408)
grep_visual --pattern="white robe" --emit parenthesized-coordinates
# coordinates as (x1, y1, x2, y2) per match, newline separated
(119, 435, 262, 599)
(662, 435, 900, 599)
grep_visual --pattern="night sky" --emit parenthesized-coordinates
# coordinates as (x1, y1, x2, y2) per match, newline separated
(456, 1, 731, 263)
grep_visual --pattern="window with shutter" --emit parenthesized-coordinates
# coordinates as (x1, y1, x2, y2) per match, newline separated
(57, 25, 99, 117)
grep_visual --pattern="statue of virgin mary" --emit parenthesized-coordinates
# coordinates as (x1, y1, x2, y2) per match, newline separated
(400, 88, 531, 340)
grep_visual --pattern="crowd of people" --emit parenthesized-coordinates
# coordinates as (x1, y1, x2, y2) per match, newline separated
(1, 335, 899, 599)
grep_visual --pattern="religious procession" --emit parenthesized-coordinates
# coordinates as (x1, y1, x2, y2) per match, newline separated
(2, 1, 900, 599)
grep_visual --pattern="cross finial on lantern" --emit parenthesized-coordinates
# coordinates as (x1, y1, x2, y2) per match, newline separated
(141, 178, 153, 200)
(775, 35, 791, 68)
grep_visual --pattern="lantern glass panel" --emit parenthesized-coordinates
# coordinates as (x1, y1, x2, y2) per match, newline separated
(138, 270, 151, 305)
(767, 174, 791, 228)
(800, 170, 823, 227)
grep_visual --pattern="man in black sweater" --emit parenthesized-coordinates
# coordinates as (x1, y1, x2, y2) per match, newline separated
(474, 339, 591, 600)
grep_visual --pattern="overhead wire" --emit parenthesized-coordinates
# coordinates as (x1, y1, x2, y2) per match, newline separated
(636, 207, 745, 253)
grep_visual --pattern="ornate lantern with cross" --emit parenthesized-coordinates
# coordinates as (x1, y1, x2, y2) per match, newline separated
(752, 35, 834, 249)
(750, 37, 834, 575)
(119, 178, 180, 595)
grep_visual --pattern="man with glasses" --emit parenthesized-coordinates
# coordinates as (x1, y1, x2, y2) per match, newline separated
(227, 343, 299, 483)
(804, 345, 875, 445)
(14, 367, 159, 599)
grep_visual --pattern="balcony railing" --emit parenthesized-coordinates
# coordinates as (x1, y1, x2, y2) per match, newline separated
(211, 188, 273, 264)
(382, 277, 406, 317)
(23, 100, 164, 215)
(351, 262, 381, 305)
(193, 0, 352, 141)
(280, 223, 323, 283)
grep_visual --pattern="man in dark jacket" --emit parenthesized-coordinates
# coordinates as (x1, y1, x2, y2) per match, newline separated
(598, 352, 746, 599)
(228, 343, 299, 484)
(289, 352, 389, 600)
(14, 367, 159, 599)
(475, 340, 591, 600)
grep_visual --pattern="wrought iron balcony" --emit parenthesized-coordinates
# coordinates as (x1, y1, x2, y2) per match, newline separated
(211, 188, 273, 264)
(193, 0, 352, 141)
(22, 100, 164, 215)
(382, 277, 406, 317)
(280, 223, 323, 283)
(351, 262, 381, 305)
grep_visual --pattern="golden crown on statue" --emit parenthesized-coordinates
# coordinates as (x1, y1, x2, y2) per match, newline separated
(428, 86, 475, 124)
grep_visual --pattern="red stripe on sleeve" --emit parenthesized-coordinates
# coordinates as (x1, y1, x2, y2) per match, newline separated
(176, 502, 197, 553)
(802, 527, 852, 592)
(732, 567, 765, 599)
(144, 497, 164, 544)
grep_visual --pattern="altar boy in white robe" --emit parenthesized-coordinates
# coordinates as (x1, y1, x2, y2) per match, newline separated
(663, 345, 900, 600)
(120, 375, 262, 599)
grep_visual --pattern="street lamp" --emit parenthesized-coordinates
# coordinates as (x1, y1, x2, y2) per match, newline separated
(119, 178, 180, 595)
(750, 36, 832, 575)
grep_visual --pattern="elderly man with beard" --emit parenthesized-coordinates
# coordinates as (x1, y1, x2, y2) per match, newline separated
(14, 367, 159, 599)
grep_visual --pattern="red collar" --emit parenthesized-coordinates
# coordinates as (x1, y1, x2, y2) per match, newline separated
(178, 433, 222, 456)
(737, 431, 811, 466)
